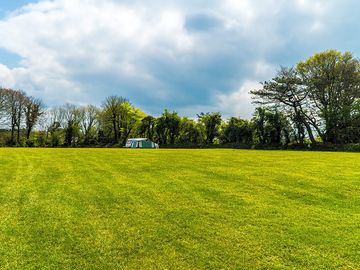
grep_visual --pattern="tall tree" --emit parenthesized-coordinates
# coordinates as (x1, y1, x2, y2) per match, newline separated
(297, 50, 360, 143)
(100, 96, 127, 144)
(164, 110, 181, 145)
(99, 96, 145, 145)
(178, 118, 202, 144)
(118, 102, 145, 145)
(197, 112, 222, 144)
(155, 116, 167, 145)
(250, 67, 317, 144)
(154, 110, 181, 145)
(139, 115, 156, 140)
(24, 97, 45, 140)
(1, 89, 27, 145)
(221, 117, 253, 144)
(59, 104, 81, 146)
(0, 89, 6, 126)
(79, 105, 99, 145)
(252, 107, 291, 146)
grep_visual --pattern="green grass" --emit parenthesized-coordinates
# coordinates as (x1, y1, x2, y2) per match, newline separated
(0, 149, 359, 269)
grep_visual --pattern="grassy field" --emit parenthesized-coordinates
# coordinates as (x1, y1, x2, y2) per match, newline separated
(0, 149, 359, 269)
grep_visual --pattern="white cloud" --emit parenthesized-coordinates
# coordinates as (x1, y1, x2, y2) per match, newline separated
(0, 64, 15, 88)
(0, 0, 198, 105)
(0, 0, 343, 116)
(254, 60, 276, 79)
(216, 80, 261, 119)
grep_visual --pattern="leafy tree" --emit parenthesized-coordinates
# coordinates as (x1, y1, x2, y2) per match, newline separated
(100, 96, 127, 143)
(155, 116, 167, 145)
(99, 96, 145, 145)
(197, 112, 222, 144)
(177, 118, 202, 144)
(252, 107, 291, 146)
(139, 115, 156, 140)
(251, 67, 317, 144)
(221, 117, 253, 144)
(119, 102, 145, 145)
(154, 110, 181, 145)
(297, 50, 360, 143)
(164, 110, 181, 145)
(251, 51, 360, 145)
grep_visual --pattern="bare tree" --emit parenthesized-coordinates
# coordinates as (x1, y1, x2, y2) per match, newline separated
(24, 96, 45, 140)
(101, 96, 127, 143)
(58, 104, 81, 146)
(0, 89, 27, 145)
(0, 88, 6, 127)
(79, 105, 99, 144)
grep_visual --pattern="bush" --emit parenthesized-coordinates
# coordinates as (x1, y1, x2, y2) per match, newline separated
(344, 144, 360, 152)
(25, 140, 35, 147)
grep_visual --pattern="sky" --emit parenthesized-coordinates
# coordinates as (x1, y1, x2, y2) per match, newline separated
(0, 0, 359, 118)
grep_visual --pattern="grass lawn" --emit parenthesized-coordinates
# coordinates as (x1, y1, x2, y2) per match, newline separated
(0, 149, 359, 269)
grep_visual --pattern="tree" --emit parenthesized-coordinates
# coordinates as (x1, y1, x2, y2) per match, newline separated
(177, 118, 202, 144)
(221, 117, 253, 144)
(155, 116, 167, 145)
(41, 107, 62, 146)
(252, 107, 291, 146)
(197, 112, 222, 144)
(139, 115, 155, 141)
(0, 89, 6, 126)
(164, 110, 181, 145)
(297, 50, 360, 143)
(154, 110, 181, 145)
(59, 104, 81, 146)
(250, 67, 317, 144)
(118, 102, 145, 145)
(0, 89, 27, 145)
(342, 99, 360, 143)
(251, 51, 360, 145)
(79, 105, 99, 145)
(24, 97, 45, 140)
(99, 96, 145, 145)
(100, 96, 125, 144)
(100, 96, 127, 143)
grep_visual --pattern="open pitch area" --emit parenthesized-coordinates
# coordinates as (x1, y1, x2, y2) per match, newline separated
(0, 149, 359, 269)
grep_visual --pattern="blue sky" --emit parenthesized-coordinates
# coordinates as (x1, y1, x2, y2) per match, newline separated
(0, 1, 32, 13)
(0, 0, 359, 118)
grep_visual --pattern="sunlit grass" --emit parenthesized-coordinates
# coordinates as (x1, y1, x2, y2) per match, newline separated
(0, 149, 359, 269)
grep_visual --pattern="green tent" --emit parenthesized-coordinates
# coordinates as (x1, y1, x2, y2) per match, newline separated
(125, 138, 159, 148)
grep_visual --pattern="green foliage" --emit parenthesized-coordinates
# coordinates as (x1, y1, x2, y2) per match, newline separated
(197, 112, 222, 144)
(139, 115, 156, 141)
(252, 50, 360, 145)
(177, 118, 203, 144)
(344, 143, 360, 152)
(252, 107, 291, 146)
(297, 50, 360, 143)
(155, 110, 181, 145)
(220, 117, 253, 144)
(3, 49, 360, 150)
(99, 96, 145, 145)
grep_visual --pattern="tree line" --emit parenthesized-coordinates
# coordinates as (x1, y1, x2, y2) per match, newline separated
(251, 50, 360, 147)
(1, 50, 360, 149)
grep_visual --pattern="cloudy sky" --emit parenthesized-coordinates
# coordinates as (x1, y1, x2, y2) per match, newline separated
(0, 0, 359, 118)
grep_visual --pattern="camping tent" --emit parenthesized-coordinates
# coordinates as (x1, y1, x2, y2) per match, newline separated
(125, 138, 159, 148)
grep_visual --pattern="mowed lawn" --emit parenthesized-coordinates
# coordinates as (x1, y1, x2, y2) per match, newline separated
(0, 149, 359, 269)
